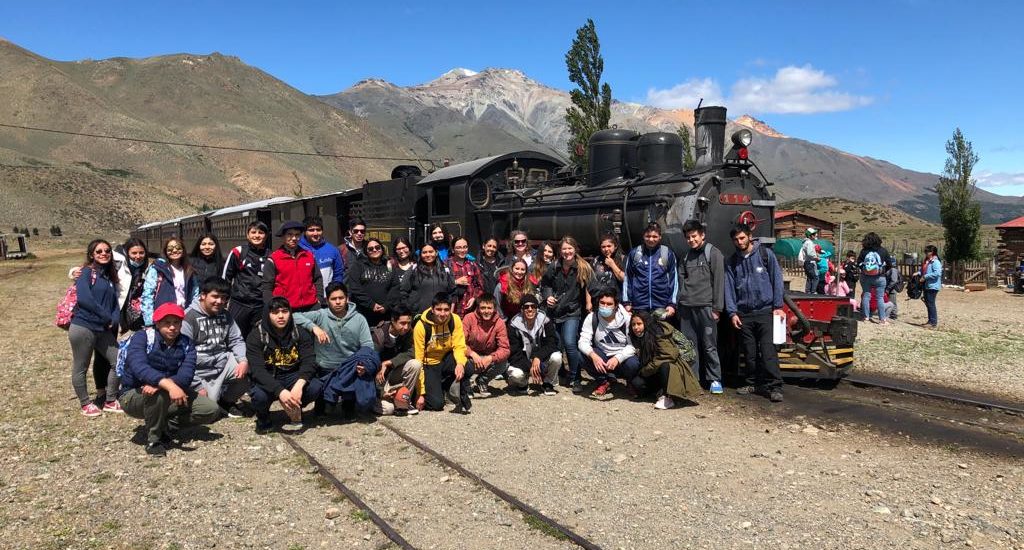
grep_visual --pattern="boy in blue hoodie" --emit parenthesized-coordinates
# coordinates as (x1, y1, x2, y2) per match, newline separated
(299, 216, 345, 293)
(724, 224, 786, 403)
(119, 303, 219, 456)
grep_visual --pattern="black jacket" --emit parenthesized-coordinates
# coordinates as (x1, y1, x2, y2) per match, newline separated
(507, 313, 558, 369)
(246, 316, 317, 396)
(476, 255, 504, 298)
(540, 260, 586, 322)
(347, 255, 395, 315)
(370, 320, 415, 367)
(400, 263, 455, 313)
(222, 244, 269, 307)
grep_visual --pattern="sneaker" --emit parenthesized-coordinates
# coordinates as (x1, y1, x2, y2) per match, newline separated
(654, 395, 675, 410)
(709, 381, 724, 394)
(81, 403, 102, 418)
(255, 420, 274, 435)
(102, 401, 124, 414)
(450, 404, 470, 415)
(281, 421, 304, 433)
(542, 383, 557, 396)
(769, 390, 784, 403)
(571, 380, 585, 394)
(145, 442, 167, 457)
(507, 386, 527, 396)
(592, 381, 612, 397)
(736, 385, 758, 395)
(405, 407, 419, 416)
(475, 381, 492, 398)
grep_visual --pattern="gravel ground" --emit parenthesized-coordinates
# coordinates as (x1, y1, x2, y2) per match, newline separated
(1, 250, 1021, 549)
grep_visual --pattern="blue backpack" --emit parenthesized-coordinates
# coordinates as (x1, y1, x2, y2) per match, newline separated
(862, 251, 883, 277)
(115, 328, 157, 378)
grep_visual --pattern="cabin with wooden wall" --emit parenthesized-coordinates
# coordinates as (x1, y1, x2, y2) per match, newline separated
(996, 215, 1024, 279)
(773, 210, 837, 241)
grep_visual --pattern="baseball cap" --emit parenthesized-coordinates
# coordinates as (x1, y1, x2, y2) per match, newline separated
(393, 387, 412, 411)
(153, 303, 186, 323)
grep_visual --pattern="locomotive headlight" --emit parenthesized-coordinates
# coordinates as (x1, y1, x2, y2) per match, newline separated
(732, 129, 753, 148)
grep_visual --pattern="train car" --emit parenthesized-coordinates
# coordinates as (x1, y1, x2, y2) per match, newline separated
(208, 197, 294, 252)
(358, 171, 424, 246)
(179, 212, 212, 248)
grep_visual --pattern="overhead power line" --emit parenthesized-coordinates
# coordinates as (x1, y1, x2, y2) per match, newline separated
(0, 122, 438, 163)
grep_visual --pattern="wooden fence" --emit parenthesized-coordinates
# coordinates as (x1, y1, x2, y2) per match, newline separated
(778, 257, 994, 287)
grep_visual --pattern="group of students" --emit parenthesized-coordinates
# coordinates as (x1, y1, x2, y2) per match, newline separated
(800, 229, 943, 327)
(65, 216, 790, 457)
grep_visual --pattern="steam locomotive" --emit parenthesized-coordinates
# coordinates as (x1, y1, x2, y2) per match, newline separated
(131, 106, 856, 380)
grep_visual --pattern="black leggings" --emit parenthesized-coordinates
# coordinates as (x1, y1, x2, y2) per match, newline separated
(422, 353, 471, 411)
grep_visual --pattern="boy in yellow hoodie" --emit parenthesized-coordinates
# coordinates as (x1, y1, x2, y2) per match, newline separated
(414, 293, 470, 413)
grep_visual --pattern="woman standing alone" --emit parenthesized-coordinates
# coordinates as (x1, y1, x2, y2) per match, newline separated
(68, 240, 122, 417)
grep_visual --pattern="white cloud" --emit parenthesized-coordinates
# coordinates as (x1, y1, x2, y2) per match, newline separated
(975, 170, 1024, 188)
(646, 64, 873, 115)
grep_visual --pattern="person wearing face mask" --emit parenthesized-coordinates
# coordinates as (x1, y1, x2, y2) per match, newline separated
(461, 294, 510, 398)
(578, 290, 639, 398)
(299, 216, 345, 291)
(189, 233, 224, 286)
(263, 221, 325, 313)
(222, 221, 271, 337)
(676, 220, 726, 394)
(142, 237, 200, 327)
(347, 238, 395, 326)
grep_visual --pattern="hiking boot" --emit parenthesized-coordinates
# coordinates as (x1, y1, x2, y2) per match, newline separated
(102, 401, 124, 414)
(145, 442, 167, 457)
(592, 381, 612, 397)
(571, 380, 585, 394)
(654, 395, 675, 410)
(475, 381, 492, 398)
(81, 403, 102, 418)
(709, 381, 724, 394)
(736, 385, 758, 395)
(542, 383, 557, 396)
(769, 390, 784, 403)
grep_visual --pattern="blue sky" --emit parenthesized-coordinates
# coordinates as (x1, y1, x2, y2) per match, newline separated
(4, 0, 1023, 194)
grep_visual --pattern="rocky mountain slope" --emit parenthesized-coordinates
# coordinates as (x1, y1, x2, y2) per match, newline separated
(323, 68, 1024, 224)
(0, 40, 408, 233)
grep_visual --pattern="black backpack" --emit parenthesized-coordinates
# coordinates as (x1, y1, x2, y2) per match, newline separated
(906, 275, 923, 300)
(421, 315, 456, 342)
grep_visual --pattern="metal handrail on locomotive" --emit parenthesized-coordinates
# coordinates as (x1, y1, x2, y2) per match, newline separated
(130, 105, 857, 381)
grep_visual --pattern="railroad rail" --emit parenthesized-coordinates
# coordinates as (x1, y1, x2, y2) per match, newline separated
(844, 374, 1024, 416)
(281, 422, 602, 550)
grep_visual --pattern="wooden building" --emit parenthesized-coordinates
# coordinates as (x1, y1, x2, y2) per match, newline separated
(996, 215, 1024, 279)
(773, 210, 837, 241)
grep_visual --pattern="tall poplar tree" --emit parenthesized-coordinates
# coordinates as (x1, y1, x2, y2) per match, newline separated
(565, 19, 612, 172)
(936, 128, 982, 261)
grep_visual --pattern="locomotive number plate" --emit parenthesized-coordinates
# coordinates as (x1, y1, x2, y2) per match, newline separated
(719, 193, 752, 205)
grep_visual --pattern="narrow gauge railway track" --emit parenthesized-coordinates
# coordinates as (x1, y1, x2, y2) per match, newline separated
(0, 262, 36, 281)
(281, 421, 602, 550)
(844, 374, 1024, 417)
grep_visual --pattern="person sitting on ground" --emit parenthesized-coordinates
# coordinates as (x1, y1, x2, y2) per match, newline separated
(461, 293, 510, 398)
(263, 221, 325, 313)
(413, 293, 471, 414)
(400, 242, 455, 313)
(370, 305, 421, 416)
(190, 233, 224, 285)
(293, 282, 373, 419)
(494, 259, 535, 320)
(299, 216, 345, 292)
(180, 277, 251, 417)
(578, 290, 640, 398)
(221, 221, 271, 337)
(339, 218, 367, 267)
(347, 238, 395, 326)
(119, 303, 219, 456)
(142, 237, 200, 326)
(505, 294, 561, 396)
(246, 297, 323, 433)
(724, 224, 786, 403)
(629, 311, 700, 410)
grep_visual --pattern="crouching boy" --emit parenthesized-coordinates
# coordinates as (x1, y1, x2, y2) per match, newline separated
(506, 294, 561, 395)
(247, 297, 324, 433)
(414, 293, 471, 414)
(370, 305, 422, 416)
(119, 303, 219, 456)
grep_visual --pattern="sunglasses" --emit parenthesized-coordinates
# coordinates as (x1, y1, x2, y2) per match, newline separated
(514, 239, 528, 245)
(366, 245, 382, 252)
(521, 304, 537, 310)
(94, 248, 111, 254)
(166, 245, 183, 252)
(352, 228, 366, 234)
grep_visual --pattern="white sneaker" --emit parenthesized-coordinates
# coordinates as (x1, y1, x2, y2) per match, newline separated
(654, 395, 675, 410)
(406, 407, 419, 416)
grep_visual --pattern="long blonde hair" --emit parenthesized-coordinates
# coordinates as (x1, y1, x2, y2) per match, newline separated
(506, 259, 534, 304)
(559, 236, 593, 287)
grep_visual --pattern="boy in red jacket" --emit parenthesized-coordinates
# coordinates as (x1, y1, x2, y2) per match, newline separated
(461, 294, 510, 397)
(262, 221, 325, 312)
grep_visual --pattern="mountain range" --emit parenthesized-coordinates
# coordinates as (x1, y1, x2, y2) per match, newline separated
(1, 39, 1021, 235)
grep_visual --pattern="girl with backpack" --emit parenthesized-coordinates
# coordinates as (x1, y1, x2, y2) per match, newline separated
(540, 236, 593, 394)
(141, 237, 200, 327)
(857, 232, 893, 324)
(629, 311, 700, 410)
(400, 242, 455, 314)
(68, 240, 122, 417)
(189, 233, 223, 285)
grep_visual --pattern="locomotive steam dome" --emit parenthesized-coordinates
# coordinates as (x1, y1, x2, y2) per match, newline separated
(587, 128, 639, 185)
(637, 132, 683, 178)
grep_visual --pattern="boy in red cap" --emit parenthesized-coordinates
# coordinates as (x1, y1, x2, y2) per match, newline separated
(118, 303, 219, 456)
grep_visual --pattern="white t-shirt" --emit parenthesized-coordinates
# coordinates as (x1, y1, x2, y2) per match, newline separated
(171, 265, 186, 306)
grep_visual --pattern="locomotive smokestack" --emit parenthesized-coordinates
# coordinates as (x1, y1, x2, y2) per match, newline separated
(694, 106, 727, 168)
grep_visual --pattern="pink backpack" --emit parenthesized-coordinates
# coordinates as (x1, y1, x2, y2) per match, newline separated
(55, 269, 96, 330)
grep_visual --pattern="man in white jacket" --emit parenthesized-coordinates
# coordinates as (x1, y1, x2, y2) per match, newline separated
(578, 290, 639, 398)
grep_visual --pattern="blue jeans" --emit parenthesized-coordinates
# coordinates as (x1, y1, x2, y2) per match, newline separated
(803, 260, 819, 294)
(923, 289, 938, 326)
(556, 317, 582, 383)
(860, 275, 887, 321)
(582, 348, 641, 385)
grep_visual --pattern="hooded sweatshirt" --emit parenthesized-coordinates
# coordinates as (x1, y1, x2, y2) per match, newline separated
(222, 243, 269, 307)
(460, 310, 510, 363)
(370, 320, 414, 367)
(180, 302, 247, 379)
(413, 309, 467, 394)
(578, 304, 636, 363)
(293, 306, 373, 371)
(507, 310, 558, 369)
(299, 236, 345, 290)
(246, 311, 317, 396)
